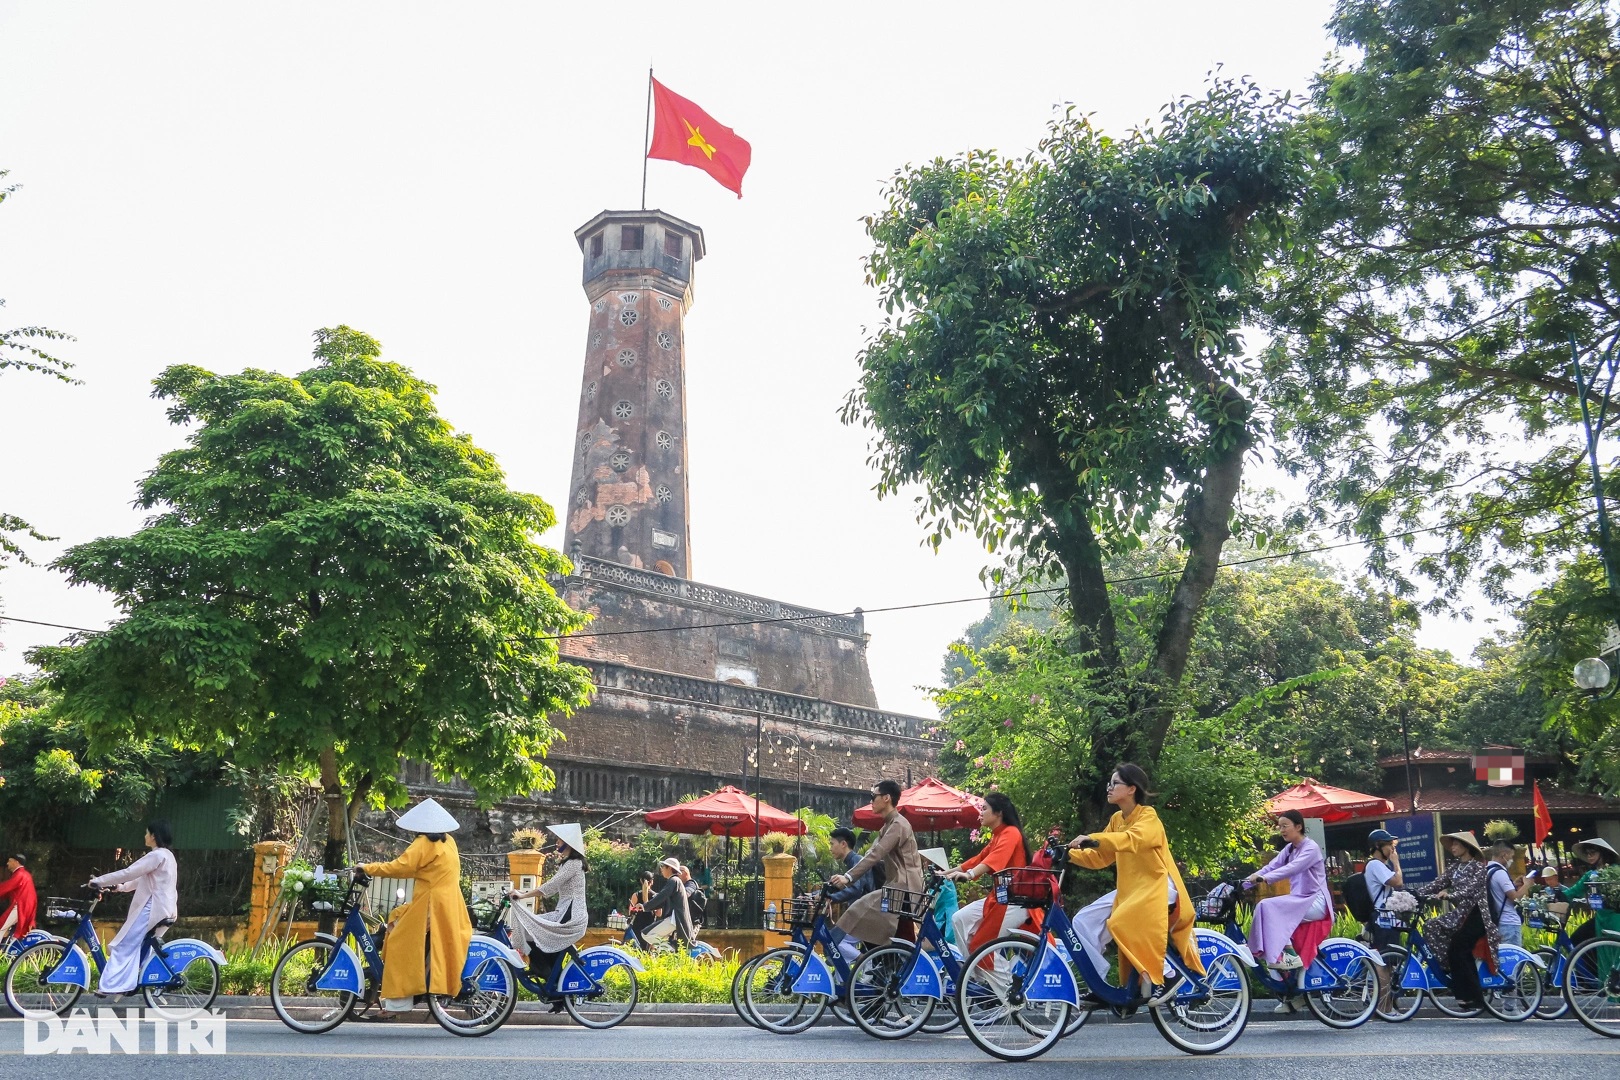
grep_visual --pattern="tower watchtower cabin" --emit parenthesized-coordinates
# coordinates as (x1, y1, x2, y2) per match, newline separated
(567, 209, 704, 578)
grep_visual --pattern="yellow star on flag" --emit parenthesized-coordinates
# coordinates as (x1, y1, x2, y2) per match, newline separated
(683, 118, 717, 160)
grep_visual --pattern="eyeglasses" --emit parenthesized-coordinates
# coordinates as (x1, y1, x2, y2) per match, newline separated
(1105, 778, 1126, 790)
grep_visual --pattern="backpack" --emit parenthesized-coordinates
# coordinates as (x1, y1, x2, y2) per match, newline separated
(1343, 871, 1375, 923)
(1486, 863, 1519, 924)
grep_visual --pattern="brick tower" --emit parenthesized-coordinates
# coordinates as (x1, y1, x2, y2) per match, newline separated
(566, 209, 704, 578)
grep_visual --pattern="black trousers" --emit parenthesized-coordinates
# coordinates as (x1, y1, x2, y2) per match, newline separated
(1571, 918, 1596, 950)
(1446, 908, 1486, 1005)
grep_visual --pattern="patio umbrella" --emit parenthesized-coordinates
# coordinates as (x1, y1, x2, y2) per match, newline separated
(852, 777, 985, 831)
(643, 786, 807, 837)
(1267, 780, 1394, 823)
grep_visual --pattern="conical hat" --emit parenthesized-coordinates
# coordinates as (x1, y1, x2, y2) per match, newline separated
(1576, 837, 1619, 860)
(547, 823, 587, 856)
(395, 797, 460, 834)
(918, 847, 951, 870)
(1440, 830, 1483, 857)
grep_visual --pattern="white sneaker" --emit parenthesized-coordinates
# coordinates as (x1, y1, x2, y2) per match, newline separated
(1271, 997, 1300, 1013)
(1272, 948, 1304, 971)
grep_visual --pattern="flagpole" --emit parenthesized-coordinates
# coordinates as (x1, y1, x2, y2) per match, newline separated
(640, 66, 653, 210)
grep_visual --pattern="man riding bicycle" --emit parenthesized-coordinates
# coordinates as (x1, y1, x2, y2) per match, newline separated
(829, 779, 922, 965)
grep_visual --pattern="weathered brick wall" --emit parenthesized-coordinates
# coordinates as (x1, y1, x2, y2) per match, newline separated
(558, 572, 880, 708)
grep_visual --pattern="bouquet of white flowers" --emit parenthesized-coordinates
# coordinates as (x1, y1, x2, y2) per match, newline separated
(1384, 889, 1419, 914)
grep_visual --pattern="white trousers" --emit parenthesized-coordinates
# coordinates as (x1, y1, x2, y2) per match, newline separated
(644, 915, 677, 943)
(951, 897, 1029, 952)
(1071, 881, 1180, 981)
(99, 899, 153, 994)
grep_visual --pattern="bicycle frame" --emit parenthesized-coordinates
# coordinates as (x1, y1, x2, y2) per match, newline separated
(43, 892, 224, 992)
(1386, 911, 1543, 996)
(888, 887, 967, 1002)
(1019, 894, 1225, 1010)
(772, 901, 858, 999)
(1217, 912, 1382, 998)
(482, 899, 644, 998)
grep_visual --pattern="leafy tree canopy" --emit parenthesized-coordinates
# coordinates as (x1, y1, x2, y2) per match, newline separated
(843, 80, 1310, 819)
(30, 328, 593, 863)
(1268, 1, 1620, 607)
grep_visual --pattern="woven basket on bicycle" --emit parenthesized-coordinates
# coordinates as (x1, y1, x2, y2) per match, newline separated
(1195, 881, 1240, 922)
(993, 867, 1060, 908)
(879, 886, 935, 920)
(41, 896, 85, 928)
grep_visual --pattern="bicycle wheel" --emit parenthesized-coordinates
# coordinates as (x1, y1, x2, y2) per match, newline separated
(565, 958, 639, 1029)
(743, 947, 825, 1034)
(428, 963, 517, 1038)
(1534, 947, 1568, 1020)
(143, 951, 220, 1020)
(955, 937, 1070, 1062)
(1565, 937, 1620, 1038)
(1483, 956, 1543, 1022)
(922, 993, 962, 1034)
(1427, 984, 1482, 1018)
(731, 955, 762, 1028)
(848, 945, 932, 1040)
(1149, 953, 1250, 1055)
(1304, 954, 1377, 1029)
(269, 938, 357, 1035)
(4, 940, 83, 1018)
(1375, 946, 1421, 1022)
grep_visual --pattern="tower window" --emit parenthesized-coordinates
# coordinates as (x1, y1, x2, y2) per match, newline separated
(619, 292, 640, 305)
(656, 430, 674, 450)
(655, 484, 672, 503)
(663, 232, 682, 258)
(585, 381, 597, 401)
(620, 308, 639, 326)
(610, 451, 631, 473)
(590, 233, 604, 258)
(613, 400, 635, 419)
(617, 349, 636, 367)
(655, 380, 674, 401)
(620, 225, 644, 250)
(656, 331, 674, 351)
(656, 296, 673, 311)
(605, 505, 631, 526)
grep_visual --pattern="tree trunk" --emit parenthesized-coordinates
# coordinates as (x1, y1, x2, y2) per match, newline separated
(319, 747, 348, 868)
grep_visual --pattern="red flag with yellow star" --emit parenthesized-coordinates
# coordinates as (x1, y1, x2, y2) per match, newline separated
(1533, 780, 1552, 844)
(647, 78, 751, 198)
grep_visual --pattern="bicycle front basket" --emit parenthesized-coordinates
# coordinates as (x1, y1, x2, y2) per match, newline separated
(994, 868, 1060, 908)
(879, 887, 934, 920)
(42, 897, 84, 928)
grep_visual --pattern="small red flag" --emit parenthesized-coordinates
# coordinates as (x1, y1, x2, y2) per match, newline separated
(1533, 780, 1552, 845)
(647, 78, 751, 198)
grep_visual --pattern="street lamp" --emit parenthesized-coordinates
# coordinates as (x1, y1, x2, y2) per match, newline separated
(1574, 656, 1614, 698)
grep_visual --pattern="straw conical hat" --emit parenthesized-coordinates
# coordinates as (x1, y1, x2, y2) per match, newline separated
(547, 823, 587, 856)
(1576, 837, 1619, 861)
(1440, 830, 1483, 857)
(396, 797, 460, 834)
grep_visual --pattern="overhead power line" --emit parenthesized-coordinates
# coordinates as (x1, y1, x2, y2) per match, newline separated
(0, 496, 1582, 643)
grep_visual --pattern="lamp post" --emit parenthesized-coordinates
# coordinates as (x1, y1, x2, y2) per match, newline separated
(1570, 335, 1620, 699)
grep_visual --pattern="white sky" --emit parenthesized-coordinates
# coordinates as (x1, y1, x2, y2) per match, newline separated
(0, 1, 1499, 718)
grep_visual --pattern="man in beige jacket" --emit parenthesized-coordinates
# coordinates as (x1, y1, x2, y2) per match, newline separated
(829, 779, 922, 963)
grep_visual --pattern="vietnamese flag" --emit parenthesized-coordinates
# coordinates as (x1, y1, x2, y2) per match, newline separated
(1533, 780, 1552, 844)
(647, 78, 751, 198)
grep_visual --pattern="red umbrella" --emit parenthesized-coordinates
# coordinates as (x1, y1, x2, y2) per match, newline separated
(1268, 781, 1394, 824)
(852, 777, 986, 831)
(643, 786, 807, 837)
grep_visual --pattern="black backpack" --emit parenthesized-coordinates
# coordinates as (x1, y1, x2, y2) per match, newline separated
(1343, 871, 1375, 923)
(1486, 863, 1518, 924)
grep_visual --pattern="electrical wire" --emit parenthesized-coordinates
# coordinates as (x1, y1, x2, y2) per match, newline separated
(0, 495, 1589, 643)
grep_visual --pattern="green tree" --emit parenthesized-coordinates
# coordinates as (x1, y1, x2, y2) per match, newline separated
(1267, 1, 1620, 606)
(843, 81, 1309, 821)
(30, 328, 593, 864)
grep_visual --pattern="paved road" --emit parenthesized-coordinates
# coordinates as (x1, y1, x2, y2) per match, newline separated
(2, 1014, 1615, 1078)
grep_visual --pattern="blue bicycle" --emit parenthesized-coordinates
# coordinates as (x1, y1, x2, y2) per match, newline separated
(846, 866, 1008, 1039)
(1195, 880, 1383, 1028)
(1374, 898, 1544, 1022)
(268, 867, 519, 1037)
(3, 888, 224, 1019)
(1525, 892, 1580, 1019)
(478, 894, 645, 1029)
(955, 838, 1253, 1061)
(740, 889, 892, 1034)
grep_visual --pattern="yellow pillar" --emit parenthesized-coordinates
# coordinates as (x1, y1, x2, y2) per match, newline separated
(248, 840, 292, 946)
(762, 853, 797, 937)
(508, 849, 545, 914)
